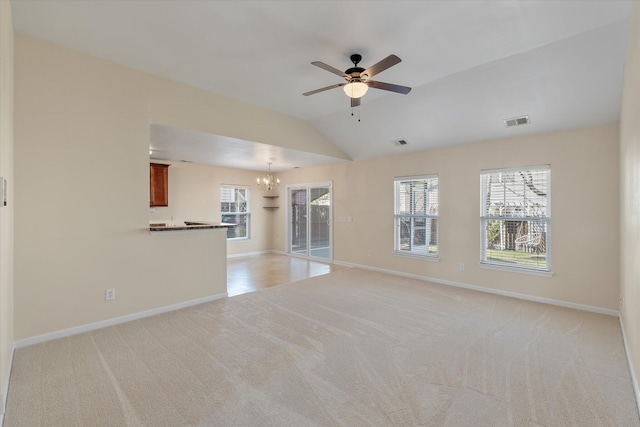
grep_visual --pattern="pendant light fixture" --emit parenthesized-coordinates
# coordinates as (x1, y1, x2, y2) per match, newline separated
(256, 162, 279, 191)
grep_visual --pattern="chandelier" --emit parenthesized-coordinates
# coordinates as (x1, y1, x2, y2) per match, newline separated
(256, 162, 280, 191)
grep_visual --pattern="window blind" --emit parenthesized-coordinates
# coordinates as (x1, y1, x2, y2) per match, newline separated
(480, 165, 550, 270)
(394, 175, 439, 256)
(221, 185, 250, 239)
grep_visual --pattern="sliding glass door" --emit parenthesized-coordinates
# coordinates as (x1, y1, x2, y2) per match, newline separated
(288, 183, 332, 261)
(290, 188, 308, 256)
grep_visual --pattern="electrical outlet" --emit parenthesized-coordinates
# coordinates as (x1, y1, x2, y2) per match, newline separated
(367, 250, 372, 257)
(459, 263, 465, 272)
(105, 288, 116, 301)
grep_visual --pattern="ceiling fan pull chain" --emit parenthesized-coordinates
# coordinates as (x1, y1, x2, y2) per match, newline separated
(349, 105, 361, 122)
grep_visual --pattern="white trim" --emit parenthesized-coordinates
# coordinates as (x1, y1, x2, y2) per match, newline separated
(480, 165, 552, 272)
(15, 292, 228, 349)
(480, 215, 549, 221)
(393, 251, 440, 262)
(227, 250, 272, 259)
(285, 180, 333, 190)
(285, 182, 333, 262)
(394, 175, 439, 255)
(283, 250, 335, 265)
(226, 235, 250, 242)
(0, 342, 15, 422)
(221, 185, 251, 240)
(331, 260, 618, 317)
(220, 183, 252, 188)
(620, 316, 640, 418)
(480, 164, 550, 174)
(479, 262, 554, 277)
(394, 173, 438, 182)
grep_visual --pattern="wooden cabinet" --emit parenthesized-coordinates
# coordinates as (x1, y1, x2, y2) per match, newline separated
(150, 163, 169, 207)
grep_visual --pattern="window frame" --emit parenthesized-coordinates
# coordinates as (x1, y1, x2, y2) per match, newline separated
(480, 165, 551, 273)
(221, 185, 251, 240)
(393, 174, 439, 259)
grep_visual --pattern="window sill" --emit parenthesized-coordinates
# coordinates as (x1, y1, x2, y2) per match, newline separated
(480, 262, 554, 277)
(394, 251, 440, 262)
(227, 237, 250, 242)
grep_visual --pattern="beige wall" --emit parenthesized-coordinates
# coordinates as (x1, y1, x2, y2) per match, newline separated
(0, 0, 14, 411)
(13, 34, 343, 340)
(148, 162, 273, 256)
(9, 18, 630, 350)
(620, 1, 640, 401)
(276, 124, 620, 310)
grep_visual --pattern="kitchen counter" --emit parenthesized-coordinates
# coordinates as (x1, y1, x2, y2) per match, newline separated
(149, 221, 233, 232)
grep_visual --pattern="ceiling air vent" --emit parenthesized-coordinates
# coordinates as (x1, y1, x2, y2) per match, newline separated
(503, 115, 530, 128)
(392, 139, 409, 147)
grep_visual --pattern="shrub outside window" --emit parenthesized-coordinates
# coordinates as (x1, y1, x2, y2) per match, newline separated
(394, 175, 438, 257)
(480, 165, 550, 271)
(221, 185, 250, 239)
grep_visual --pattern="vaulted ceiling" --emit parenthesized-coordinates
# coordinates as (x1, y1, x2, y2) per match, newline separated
(11, 1, 632, 170)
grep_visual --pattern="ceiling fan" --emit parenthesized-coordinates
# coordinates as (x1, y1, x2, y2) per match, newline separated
(303, 54, 411, 107)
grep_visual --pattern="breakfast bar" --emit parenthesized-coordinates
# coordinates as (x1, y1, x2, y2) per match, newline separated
(149, 221, 233, 234)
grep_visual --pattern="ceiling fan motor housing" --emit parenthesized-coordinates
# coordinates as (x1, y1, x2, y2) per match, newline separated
(345, 67, 365, 79)
(346, 54, 365, 79)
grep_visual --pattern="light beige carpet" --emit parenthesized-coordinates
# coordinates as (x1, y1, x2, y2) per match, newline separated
(5, 268, 639, 426)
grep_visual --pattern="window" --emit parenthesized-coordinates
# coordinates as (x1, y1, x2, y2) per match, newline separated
(221, 185, 250, 239)
(394, 175, 438, 257)
(480, 165, 550, 271)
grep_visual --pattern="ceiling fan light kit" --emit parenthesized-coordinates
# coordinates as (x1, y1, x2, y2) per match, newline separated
(343, 81, 368, 98)
(303, 53, 412, 115)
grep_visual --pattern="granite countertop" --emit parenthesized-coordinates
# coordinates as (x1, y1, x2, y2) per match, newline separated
(149, 221, 233, 232)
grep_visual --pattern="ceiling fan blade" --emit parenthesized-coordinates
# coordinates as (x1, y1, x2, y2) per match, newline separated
(367, 80, 412, 94)
(361, 54, 401, 79)
(311, 61, 348, 78)
(351, 97, 361, 108)
(303, 83, 346, 96)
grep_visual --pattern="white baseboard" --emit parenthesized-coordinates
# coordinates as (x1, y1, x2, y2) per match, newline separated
(0, 342, 15, 422)
(15, 292, 228, 349)
(227, 250, 272, 259)
(620, 316, 640, 417)
(228, 253, 616, 316)
(332, 260, 619, 317)
(227, 249, 288, 259)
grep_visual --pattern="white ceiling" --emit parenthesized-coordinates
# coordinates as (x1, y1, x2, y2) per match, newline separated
(149, 124, 348, 172)
(11, 0, 632, 170)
